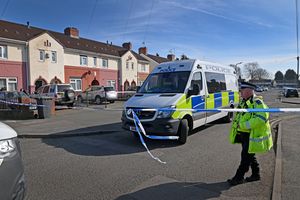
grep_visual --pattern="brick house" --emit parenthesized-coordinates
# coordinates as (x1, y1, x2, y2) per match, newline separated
(0, 20, 149, 92)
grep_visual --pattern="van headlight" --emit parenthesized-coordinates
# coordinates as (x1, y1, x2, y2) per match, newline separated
(0, 139, 17, 159)
(157, 106, 175, 118)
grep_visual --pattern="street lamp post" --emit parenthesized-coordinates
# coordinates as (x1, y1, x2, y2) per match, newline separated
(296, 0, 299, 82)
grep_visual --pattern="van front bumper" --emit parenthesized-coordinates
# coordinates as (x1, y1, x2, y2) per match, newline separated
(121, 115, 180, 136)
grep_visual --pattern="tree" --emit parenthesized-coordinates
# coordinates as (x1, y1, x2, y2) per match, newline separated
(256, 68, 270, 80)
(274, 71, 284, 81)
(243, 62, 259, 80)
(284, 69, 297, 80)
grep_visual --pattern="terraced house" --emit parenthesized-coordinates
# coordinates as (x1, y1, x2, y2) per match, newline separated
(0, 20, 160, 93)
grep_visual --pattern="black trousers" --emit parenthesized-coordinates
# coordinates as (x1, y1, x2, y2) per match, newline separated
(234, 134, 260, 179)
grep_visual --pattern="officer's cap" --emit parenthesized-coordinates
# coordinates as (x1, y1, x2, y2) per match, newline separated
(240, 81, 257, 90)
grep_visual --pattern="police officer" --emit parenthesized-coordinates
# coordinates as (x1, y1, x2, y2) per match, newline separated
(227, 82, 273, 186)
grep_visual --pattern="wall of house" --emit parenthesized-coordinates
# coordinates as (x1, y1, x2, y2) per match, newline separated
(0, 41, 27, 91)
(28, 33, 64, 88)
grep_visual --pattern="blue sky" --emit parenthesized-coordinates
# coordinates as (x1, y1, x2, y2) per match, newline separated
(0, 0, 298, 77)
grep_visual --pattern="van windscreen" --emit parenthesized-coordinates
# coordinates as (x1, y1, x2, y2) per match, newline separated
(139, 71, 190, 93)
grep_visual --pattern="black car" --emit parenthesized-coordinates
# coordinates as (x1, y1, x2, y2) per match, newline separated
(283, 88, 299, 98)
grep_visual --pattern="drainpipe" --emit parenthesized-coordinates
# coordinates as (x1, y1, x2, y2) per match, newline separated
(25, 42, 31, 93)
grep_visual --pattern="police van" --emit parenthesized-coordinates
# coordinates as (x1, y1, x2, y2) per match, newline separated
(122, 59, 239, 144)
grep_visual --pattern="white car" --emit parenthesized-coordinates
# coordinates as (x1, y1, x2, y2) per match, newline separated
(0, 122, 26, 199)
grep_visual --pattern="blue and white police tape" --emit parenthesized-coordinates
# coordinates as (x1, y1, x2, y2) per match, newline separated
(0, 99, 45, 107)
(132, 110, 168, 164)
(126, 107, 300, 113)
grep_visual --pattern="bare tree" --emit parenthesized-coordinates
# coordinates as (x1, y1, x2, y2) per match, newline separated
(256, 68, 270, 80)
(243, 62, 259, 80)
(229, 64, 242, 80)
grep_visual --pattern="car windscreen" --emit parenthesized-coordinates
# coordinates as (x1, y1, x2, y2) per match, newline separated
(57, 85, 72, 92)
(139, 71, 190, 93)
(104, 87, 114, 91)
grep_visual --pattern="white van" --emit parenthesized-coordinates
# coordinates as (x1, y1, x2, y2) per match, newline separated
(0, 122, 26, 199)
(122, 59, 239, 144)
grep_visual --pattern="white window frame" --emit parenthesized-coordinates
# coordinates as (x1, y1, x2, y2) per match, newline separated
(93, 57, 97, 67)
(107, 80, 116, 89)
(80, 55, 88, 66)
(39, 49, 45, 61)
(141, 64, 146, 72)
(102, 58, 108, 68)
(70, 78, 82, 91)
(51, 51, 57, 63)
(0, 45, 8, 59)
(0, 77, 17, 91)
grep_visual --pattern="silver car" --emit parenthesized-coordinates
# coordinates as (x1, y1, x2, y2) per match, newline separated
(0, 122, 26, 200)
(77, 86, 117, 104)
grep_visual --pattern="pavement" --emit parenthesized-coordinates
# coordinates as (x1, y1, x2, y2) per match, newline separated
(2, 98, 300, 199)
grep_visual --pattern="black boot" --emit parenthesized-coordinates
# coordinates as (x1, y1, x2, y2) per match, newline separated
(245, 174, 260, 182)
(227, 177, 245, 186)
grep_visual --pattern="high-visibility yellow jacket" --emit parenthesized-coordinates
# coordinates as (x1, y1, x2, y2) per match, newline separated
(229, 95, 273, 153)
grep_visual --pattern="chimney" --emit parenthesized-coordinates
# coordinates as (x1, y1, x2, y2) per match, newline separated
(64, 27, 79, 38)
(138, 47, 147, 55)
(26, 21, 30, 29)
(122, 42, 132, 50)
(167, 54, 175, 61)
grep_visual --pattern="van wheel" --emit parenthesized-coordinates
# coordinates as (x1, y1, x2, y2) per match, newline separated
(223, 112, 233, 123)
(178, 119, 189, 144)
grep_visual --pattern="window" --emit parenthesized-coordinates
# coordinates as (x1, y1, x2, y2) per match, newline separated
(42, 86, 50, 93)
(70, 78, 82, 91)
(80, 55, 88, 66)
(93, 57, 97, 67)
(131, 63, 134, 70)
(205, 72, 226, 93)
(51, 51, 57, 63)
(107, 80, 116, 89)
(139, 72, 190, 93)
(102, 59, 108, 68)
(141, 64, 146, 72)
(0, 45, 8, 59)
(0, 77, 17, 91)
(39, 50, 45, 61)
(191, 72, 203, 93)
(126, 62, 129, 70)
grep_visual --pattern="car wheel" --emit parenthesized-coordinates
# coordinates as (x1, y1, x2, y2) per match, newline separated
(178, 119, 189, 144)
(109, 100, 115, 103)
(77, 96, 83, 103)
(95, 96, 102, 104)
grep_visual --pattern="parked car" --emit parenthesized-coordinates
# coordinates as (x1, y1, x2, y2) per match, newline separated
(255, 86, 264, 92)
(77, 86, 117, 104)
(283, 87, 299, 98)
(263, 87, 269, 91)
(0, 122, 26, 199)
(35, 84, 75, 107)
(0, 91, 37, 110)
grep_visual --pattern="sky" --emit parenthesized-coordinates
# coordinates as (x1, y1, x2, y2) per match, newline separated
(0, 0, 299, 77)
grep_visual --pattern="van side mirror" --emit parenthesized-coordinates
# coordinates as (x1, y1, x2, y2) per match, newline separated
(136, 86, 141, 92)
(187, 84, 200, 97)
